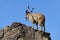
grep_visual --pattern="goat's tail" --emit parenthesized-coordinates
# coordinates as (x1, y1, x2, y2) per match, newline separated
(43, 17, 46, 32)
(44, 24, 45, 32)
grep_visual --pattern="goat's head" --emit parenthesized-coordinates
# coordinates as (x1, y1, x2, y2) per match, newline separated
(25, 10, 30, 21)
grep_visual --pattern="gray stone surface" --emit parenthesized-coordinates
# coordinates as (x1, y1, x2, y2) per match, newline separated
(35, 31, 51, 40)
(0, 22, 51, 40)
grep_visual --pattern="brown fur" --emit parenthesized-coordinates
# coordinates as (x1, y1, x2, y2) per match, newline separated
(25, 10, 45, 31)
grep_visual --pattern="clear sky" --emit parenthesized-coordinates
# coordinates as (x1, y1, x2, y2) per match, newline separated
(0, 0, 60, 40)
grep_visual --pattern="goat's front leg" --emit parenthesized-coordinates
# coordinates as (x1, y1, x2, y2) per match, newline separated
(32, 24, 34, 28)
(36, 23, 38, 30)
(31, 19, 34, 28)
(40, 26, 42, 31)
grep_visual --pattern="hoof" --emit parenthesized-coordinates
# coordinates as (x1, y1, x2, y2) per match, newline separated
(36, 28, 38, 30)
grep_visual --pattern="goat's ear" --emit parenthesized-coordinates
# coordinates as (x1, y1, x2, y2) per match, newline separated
(32, 8, 34, 10)
(31, 11, 33, 12)
(26, 10, 29, 13)
(26, 9, 30, 14)
(30, 8, 34, 12)
(25, 10, 27, 15)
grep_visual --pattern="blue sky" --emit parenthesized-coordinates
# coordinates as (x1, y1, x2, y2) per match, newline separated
(0, 0, 60, 40)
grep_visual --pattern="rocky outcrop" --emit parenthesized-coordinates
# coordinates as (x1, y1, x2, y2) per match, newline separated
(0, 22, 51, 40)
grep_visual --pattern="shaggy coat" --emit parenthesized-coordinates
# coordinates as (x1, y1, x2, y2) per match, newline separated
(25, 10, 45, 31)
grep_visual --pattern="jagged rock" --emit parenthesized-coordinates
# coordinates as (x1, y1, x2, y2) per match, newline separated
(35, 31, 51, 40)
(0, 22, 51, 40)
(4, 26, 11, 33)
(0, 29, 4, 39)
(18, 38, 24, 40)
(11, 22, 22, 28)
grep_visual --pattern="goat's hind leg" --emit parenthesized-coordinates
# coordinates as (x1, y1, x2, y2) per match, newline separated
(38, 21, 42, 31)
(43, 23, 45, 32)
(36, 23, 38, 30)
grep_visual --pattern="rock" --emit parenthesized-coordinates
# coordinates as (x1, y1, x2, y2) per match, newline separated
(0, 22, 51, 40)
(2, 27, 20, 40)
(11, 22, 22, 28)
(4, 26, 11, 33)
(0, 29, 4, 39)
(35, 31, 51, 40)
(18, 38, 24, 40)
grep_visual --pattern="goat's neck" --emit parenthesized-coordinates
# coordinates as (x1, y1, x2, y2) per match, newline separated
(28, 13, 33, 20)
